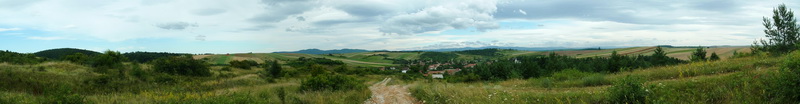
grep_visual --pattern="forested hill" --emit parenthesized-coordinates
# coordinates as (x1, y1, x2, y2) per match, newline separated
(34, 48, 101, 59)
(0, 50, 44, 64)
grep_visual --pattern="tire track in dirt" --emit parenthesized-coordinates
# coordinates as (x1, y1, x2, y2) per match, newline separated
(365, 78, 420, 104)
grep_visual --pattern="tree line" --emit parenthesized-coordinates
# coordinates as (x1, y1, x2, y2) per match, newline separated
(451, 47, 686, 82)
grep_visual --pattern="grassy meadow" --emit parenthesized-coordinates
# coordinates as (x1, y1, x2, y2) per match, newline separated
(0, 61, 377, 104)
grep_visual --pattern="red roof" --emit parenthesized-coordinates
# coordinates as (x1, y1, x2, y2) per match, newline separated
(464, 64, 477, 68)
(444, 69, 461, 75)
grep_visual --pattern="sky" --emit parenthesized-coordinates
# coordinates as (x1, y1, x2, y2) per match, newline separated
(0, 0, 798, 53)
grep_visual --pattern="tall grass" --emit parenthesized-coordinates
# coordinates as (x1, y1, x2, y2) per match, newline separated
(0, 61, 374, 103)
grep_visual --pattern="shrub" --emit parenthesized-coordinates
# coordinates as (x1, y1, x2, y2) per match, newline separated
(151, 56, 211, 77)
(41, 85, 87, 104)
(690, 47, 707, 62)
(607, 75, 648, 104)
(300, 74, 365, 91)
(766, 51, 800, 103)
(221, 67, 232, 71)
(709, 52, 720, 61)
(62, 53, 89, 64)
(582, 74, 610, 86)
(90, 51, 128, 73)
(551, 68, 589, 81)
(129, 63, 146, 79)
(277, 87, 287, 104)
(229, 60, 258, 69)
(528, 77, 554, 89)
(783, 51, 800, 70)
(0, 50, 44, 64)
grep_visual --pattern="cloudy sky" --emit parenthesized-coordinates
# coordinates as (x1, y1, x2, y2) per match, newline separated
(0, 0, 797, 53)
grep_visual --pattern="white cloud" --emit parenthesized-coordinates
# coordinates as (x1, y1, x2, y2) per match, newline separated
(0, 28, 21, 32)
(27, 36, 69, 40)
(0, 0, 794, 53)
(378, 0, 500, 35)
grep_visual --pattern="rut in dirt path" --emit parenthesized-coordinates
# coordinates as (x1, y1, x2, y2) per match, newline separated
(364, 78, 420, 104)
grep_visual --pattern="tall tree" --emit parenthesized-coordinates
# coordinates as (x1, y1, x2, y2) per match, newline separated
(756, 4, 800, 53)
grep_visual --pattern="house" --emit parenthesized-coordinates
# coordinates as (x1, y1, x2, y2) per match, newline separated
(401, 70, 408, 73)
(426, 71, 446, 78)
(464, 64, 477, 68)
(432, 74, 444, 79)
(428, 64, 441, 70)
(444, 69, 461, 75)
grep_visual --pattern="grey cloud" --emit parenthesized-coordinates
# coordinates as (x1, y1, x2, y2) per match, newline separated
(689, 0, 741, 12)
(192, 8, 227, 16)
(249, 0, 317, 23)
(494, 0, 748, 25)
(260, 0, 311, 5)
(239, 24, 275, 31)
(336, 3, 393, 17)
(379, 1, 500, 35)
(156, 22, 198, 30)
(404, 41, 515, 50)
(312, 18, 373, 26)
(285, 26, 328, 33)
(296, 16, 305, 21)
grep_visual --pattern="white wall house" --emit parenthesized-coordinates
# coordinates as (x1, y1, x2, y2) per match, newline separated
(432, 74, 444, 79)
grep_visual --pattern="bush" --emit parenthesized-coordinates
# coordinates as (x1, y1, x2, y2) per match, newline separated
(783, 51, 800, 70)
(581, 74, 610, 86)
(551, 68, 589, 81)
(766, 51, 800, 103)
(229, 60, 258, 69)
(62, 53, 90, 64)
(0, 50, 44, 64)
(90, 51, 128, 73)
(300, 74, 365, 91)
(527, 77, 554, 89)
(221, 67, 232, 71)
(151, 56, 211, 77)
(41, 85, 87, 104)
(129, 63, 146, 79)
(607, 75, 648, 104)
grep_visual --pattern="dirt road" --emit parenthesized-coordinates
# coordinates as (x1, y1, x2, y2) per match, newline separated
(364, 78, 420, 104)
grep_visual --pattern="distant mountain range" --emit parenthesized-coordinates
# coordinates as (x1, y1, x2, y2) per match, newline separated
(274, 46, 638, 54)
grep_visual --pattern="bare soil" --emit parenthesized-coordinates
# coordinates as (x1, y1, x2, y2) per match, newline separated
(364, 78, 420, 104)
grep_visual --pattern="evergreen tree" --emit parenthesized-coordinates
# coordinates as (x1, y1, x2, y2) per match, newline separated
(709, 52, 720, 61)
(652, 47, 666, 58)
(690, 47, 707, 61)
(269, 60, 283, 78)
(755, 4, 800, 53)
(609, 51, 622, 71)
